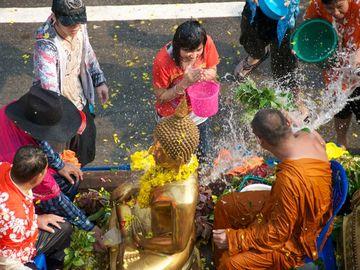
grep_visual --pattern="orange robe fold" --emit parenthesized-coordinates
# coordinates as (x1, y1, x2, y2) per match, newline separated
(214, 159, 332, 270)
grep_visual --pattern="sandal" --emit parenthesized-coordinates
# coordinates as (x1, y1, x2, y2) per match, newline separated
(234, 50, 270, 82)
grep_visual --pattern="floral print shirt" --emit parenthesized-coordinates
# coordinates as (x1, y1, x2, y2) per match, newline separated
(0, 162, 38, 264)
(33, 16, 106, 106)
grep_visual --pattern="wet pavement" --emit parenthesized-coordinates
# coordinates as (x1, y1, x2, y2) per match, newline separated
(0, 0, 359, 166)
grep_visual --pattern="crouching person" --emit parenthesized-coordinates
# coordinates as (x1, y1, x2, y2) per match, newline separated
(0, 85, 105, 264)
(0, 146, 72, 270)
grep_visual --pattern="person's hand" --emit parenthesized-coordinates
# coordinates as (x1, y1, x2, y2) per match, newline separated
(96, 83, 109, 104)
(199, 69, 209, 81)
(213, 229, 229, 249)
(199, 67, 217, 81)
(183, 66, 202, 85)
(92, 226, 107, 251)
(58, 162, 83, 184)
(38, 214, 65, 233)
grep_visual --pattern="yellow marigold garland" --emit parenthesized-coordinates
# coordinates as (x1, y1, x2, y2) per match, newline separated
(130, 151, 198, 208)
(130, 150, 155, 171)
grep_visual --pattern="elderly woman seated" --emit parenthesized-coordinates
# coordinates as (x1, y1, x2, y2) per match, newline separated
(108, 99, 200, 270)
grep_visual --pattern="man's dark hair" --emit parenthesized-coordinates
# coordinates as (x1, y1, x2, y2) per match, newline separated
(251, 109, 292, 146)
(11, 145, 48, 184)
(172, 20, 207, 66)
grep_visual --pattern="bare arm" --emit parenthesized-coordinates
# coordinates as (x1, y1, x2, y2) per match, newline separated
(154, 78, 189, 103)
(201, 67, 217, 81)
(155, 67, 217, 103)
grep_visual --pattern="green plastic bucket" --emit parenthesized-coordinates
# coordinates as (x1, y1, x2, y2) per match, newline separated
(291, 19, 338, 63)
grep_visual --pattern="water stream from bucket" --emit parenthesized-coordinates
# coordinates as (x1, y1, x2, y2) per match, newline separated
(200, 52, 360, 186)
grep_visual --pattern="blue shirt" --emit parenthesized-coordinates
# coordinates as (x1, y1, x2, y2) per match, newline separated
(37, 140, 65, 171)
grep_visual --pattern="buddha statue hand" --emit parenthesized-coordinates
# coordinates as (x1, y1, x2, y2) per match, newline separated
(123, 246, 141, 266)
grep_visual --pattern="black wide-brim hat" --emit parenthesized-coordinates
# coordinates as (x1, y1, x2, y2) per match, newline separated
(6, 85, 81, 143)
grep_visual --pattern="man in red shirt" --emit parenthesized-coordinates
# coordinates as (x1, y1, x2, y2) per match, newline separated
(0, 146, 72, 269)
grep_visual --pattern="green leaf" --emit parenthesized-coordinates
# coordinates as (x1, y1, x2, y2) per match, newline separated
(233, 78, 295, 117)
(64, 254, 72, 263)
(84, 246, 93, 252)
(259, 99, 268, 108)
(270, 101, 278, 108)
(73, 258, 85, 267)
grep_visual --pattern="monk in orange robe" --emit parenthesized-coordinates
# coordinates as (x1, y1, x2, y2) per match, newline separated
(213, 109, 332, 269)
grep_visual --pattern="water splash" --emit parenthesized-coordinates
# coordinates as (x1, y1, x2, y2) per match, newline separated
(201, 52, 360, 185)
(203, 109, 258, 184)
(200, 78, 261, 185)
(294, 51, 360, 132)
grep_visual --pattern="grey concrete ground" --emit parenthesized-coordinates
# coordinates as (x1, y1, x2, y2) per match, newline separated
(0, 0, 232, 7)
(0, 0, 359, 167)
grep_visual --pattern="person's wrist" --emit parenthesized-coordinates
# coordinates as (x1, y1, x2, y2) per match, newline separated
(57, 161, 65, 171)
(182, 77, 191, 88)
(89, 223, 96, 232)
(96, 81, 106, 88)
(174, 84, 185, 95)
(182, 76, 191, 87)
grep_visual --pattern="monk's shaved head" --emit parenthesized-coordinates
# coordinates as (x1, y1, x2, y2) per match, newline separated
(251, 109, 292, 146)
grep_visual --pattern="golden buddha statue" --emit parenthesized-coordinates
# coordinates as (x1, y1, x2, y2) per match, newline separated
(109, 99, 200, 270)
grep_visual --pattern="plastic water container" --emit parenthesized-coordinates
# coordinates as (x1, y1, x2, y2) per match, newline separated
(258, 0, 288, 20)
(291, 19, 338, 63)
(187, 81, 220, 117)
(34, 253, 47, 270)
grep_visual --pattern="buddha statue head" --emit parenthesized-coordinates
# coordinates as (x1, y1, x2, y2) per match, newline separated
(151, 98, 200, 169)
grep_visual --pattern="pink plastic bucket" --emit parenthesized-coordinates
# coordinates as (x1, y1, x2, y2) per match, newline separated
(187, 81, 220, 117)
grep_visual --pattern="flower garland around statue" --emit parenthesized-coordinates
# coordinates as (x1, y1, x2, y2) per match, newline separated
(130, 150, 199, 208)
